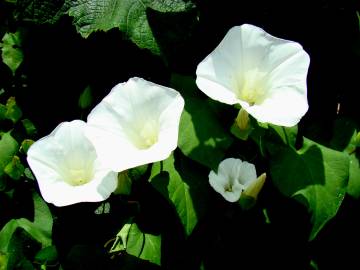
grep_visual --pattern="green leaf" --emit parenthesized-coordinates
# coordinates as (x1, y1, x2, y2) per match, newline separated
(150, 153, 204, 236)
(329, 118, 360, 198)
(14, 0, 70, 24)
(0, 219, 50, 254)
(21, 119, 37, 136)
(178, 100, 233, 169)
(32, 192, 53, 238)
(113, 222, 161, 265)
(4, 155, 25, 180)
(0, 192, 52, 254)
(24, 167, 35, 180)
(0, 104, 6, 120)
(347, 154, 360, 198)
(20, 139, 34, 154)
(0, 132, 19, 179)
(1, 97, 23, 123)
(127, 223, 161, 265)
(268, 124, 298, 148)
(66, 0, 194, 54)
(268, 138, 349, 240)
(34, 246, 58, 264)
(1, 31, 24, 75)
(78, 85, 93, 109)
(172, 74, 233, 170)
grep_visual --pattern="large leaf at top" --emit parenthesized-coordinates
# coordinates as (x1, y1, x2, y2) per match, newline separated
(171, 74, 234, 170)
(66, 0, 195, 54)
(14, 0, 70, 24)
(268, 138, 349, 240)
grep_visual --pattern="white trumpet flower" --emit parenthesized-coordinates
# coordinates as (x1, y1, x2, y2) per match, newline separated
(85, 77, 185, 172)
(196, 24, 310, 127)
(209, 158, 264, 202)
(27, 120, 117, 207)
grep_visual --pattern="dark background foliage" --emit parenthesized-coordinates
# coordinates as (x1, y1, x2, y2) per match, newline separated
(1, 0, 359, 269)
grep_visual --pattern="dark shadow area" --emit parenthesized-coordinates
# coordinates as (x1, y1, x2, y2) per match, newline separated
(311, 195, 360, 269)
(147, 8, 199, 73)
(329, 117, 358, 151)
(17, 16, 169, 137)
(267, 142, 325, 197)
(173, 150, 211, 223)
(185, 181, 311, 270)
(131, 179, 187, 270)
(52, 196, 138, 265)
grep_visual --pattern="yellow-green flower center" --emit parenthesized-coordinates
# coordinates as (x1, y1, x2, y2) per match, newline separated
(61, 156, 95, 186)
(127, 119, 159, 149)
(235, 69, 266, 106)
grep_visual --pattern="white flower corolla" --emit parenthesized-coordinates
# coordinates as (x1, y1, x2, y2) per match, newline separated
(85, 77, 185, 172)
(209, 158, 260, 202)
(27, 120, 118, 207)
(196, 24, 310, 127)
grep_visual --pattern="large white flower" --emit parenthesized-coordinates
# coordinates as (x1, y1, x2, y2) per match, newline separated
(196, 24, 310, 127)
(27, 120, 118, 207)
(85, 77, 185, 172)
(209, 158, 264, 202)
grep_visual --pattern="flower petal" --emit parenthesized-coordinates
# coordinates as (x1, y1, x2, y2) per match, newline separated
(27, 120, 117, 206)
(86, 77, 184, 172)
(196, 24, 310, 126)
(209, 171, 242, 202)
(217, 157, 242, 179)
(38, 170, 117, 207)
(245, 86, 308, 126)
(238, 161, 257, 185)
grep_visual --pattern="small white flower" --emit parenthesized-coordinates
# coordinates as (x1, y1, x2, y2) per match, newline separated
(196, 24, 310, 127)
(85, 77, 185, 172)
(209, 158, 258, 202)
(27, 120, 117, 207)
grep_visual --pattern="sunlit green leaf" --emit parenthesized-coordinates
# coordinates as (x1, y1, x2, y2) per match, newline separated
(172, 74, 233, 170)
(128, 223, 161, 265)
(150, 154, 197, 235)
(347, 154, 360, 198)
(0, 132, 19, 179)
(32, 192, 53, 238)
(20, 139, 34, 154)
(178, 100, 233, 170)
(1, 31, 24, 75)
(67, 0, 194, 54)
(268, 138, 349, 240)
(0, 97, 23, 123)
(4, 155, 24, 180)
